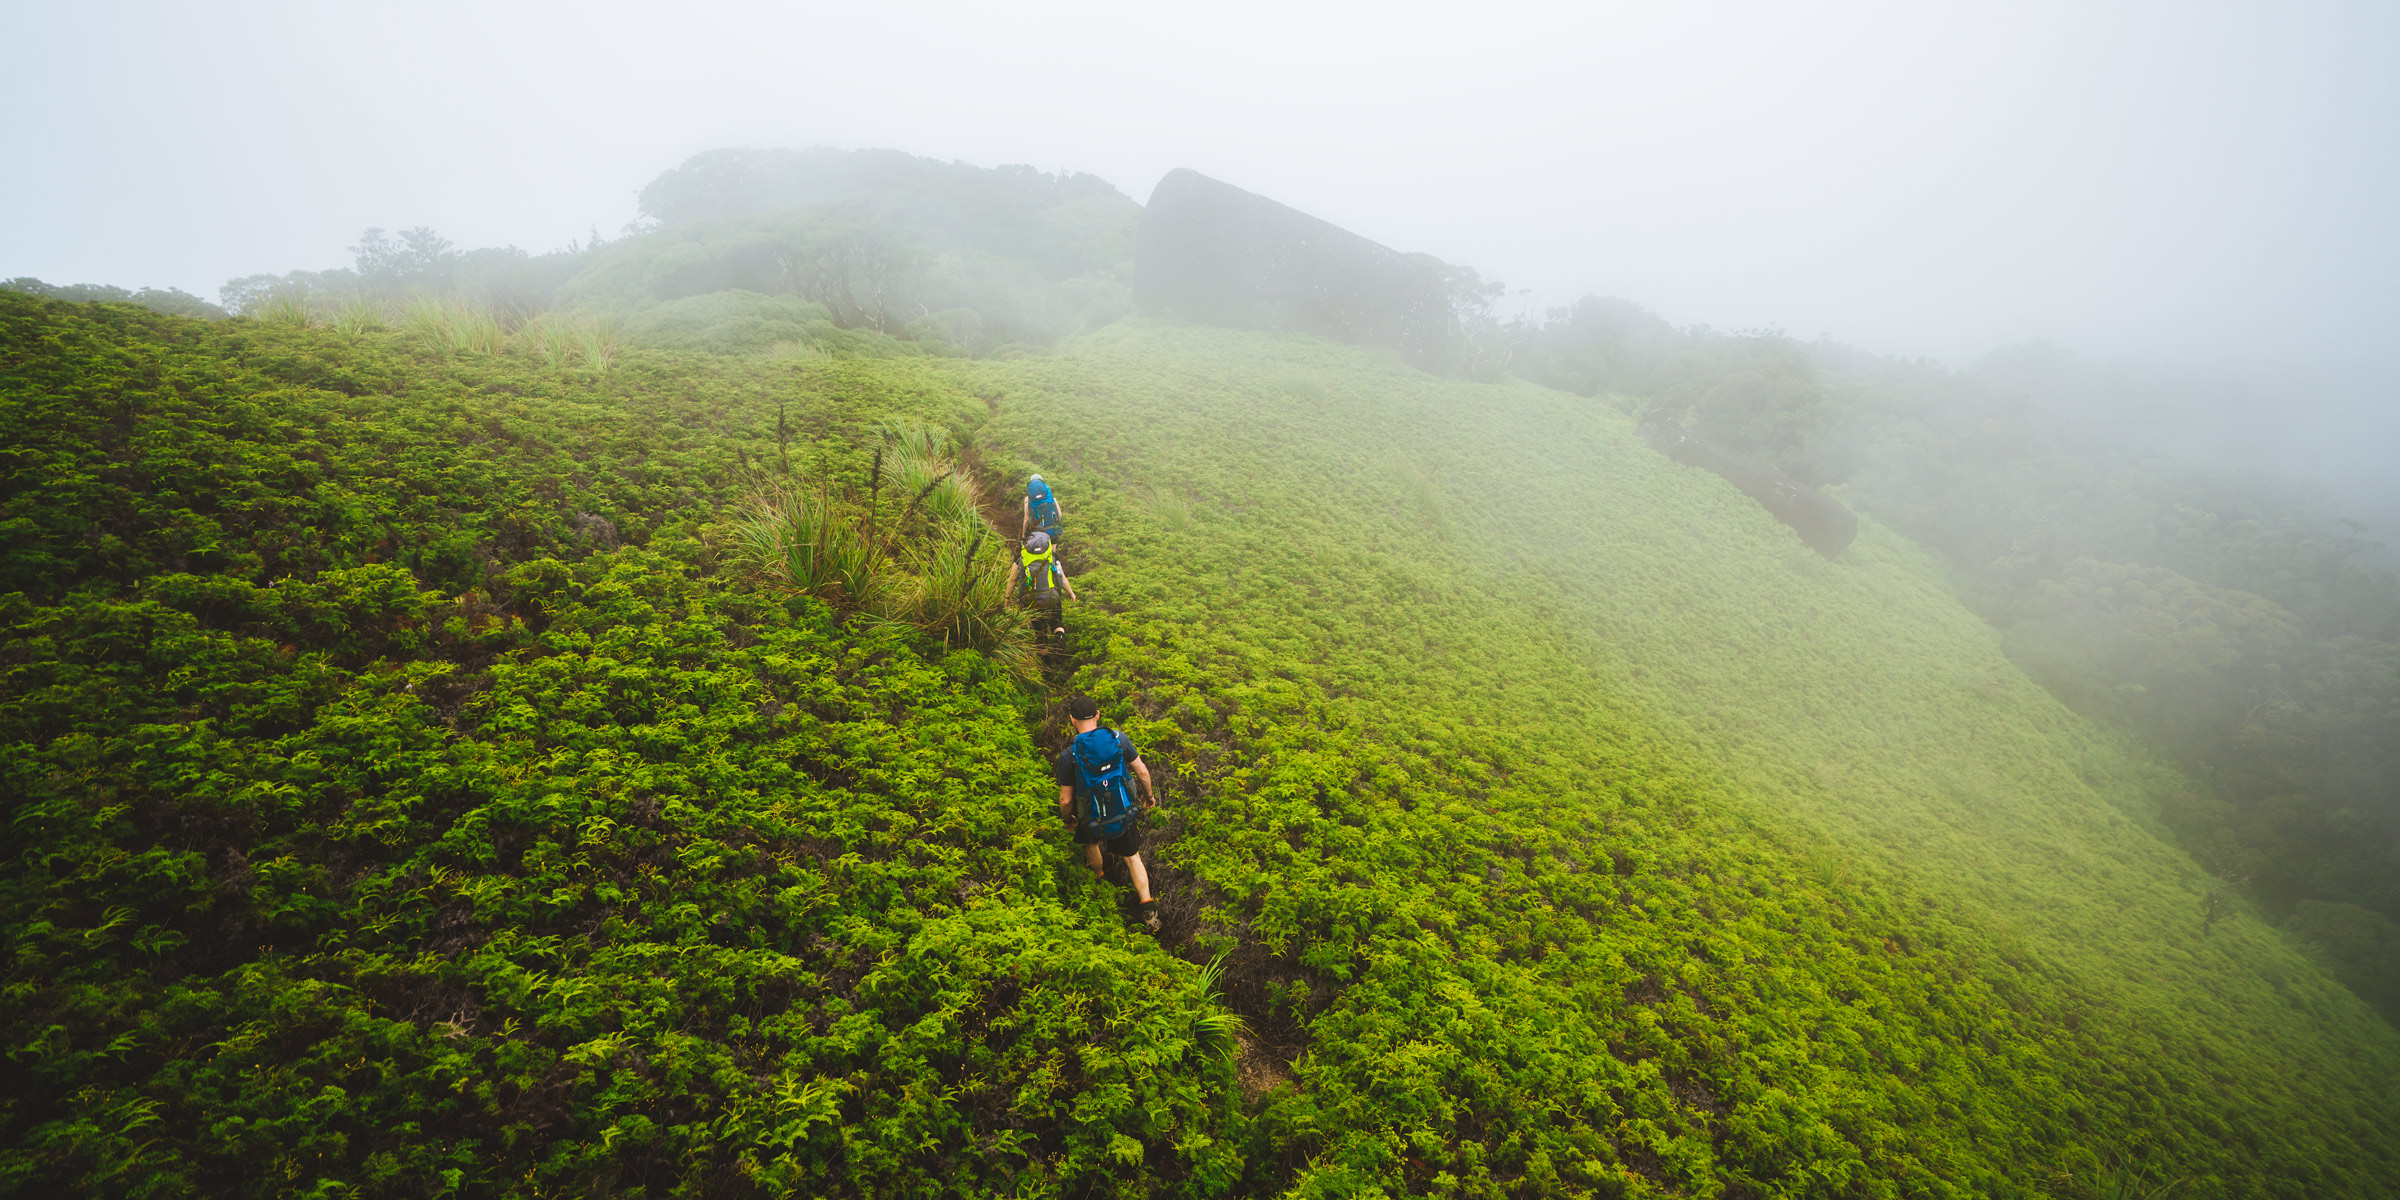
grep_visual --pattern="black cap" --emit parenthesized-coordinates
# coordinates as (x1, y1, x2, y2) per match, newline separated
(1066, 695, 1099, 720)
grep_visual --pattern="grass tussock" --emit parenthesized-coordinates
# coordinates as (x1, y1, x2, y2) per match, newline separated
(733, 423, 1031, 677)
(733, 485, 886, 611)
(401, 294, 504, 356)
(256, 293, 313, 327)
(1144, 486, 1198, 533)
(575, 313, 619, 371)
(328, 297, 385, 336)
(514, 309, 619, 369)
(384, 298, 622, 369)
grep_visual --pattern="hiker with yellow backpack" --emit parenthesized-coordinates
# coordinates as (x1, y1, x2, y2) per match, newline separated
(1007, 530, 1076, 637)
(1010, 473, 1075, 638)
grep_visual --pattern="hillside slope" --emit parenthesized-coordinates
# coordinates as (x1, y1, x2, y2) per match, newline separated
(4, 296, 2395, 1198)
(946, 321, 2400, 1196)
(0, 296, 1238, 1198)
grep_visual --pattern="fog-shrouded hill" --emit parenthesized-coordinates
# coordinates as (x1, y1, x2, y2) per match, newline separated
(11, 149, 2399, 1031)
(5, 286, 2399, 1197)
(8, 145, 2400, 1196)
(174, 147, 1142, 361)
(976, 319, 2400, 1195)
(634, 146, 1135, 269)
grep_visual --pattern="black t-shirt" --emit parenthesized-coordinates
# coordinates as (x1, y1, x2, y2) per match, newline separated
(1053, 729, 1140, 799)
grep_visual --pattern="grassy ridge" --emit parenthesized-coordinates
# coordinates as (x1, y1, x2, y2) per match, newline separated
(952, 321, 2400, 1196)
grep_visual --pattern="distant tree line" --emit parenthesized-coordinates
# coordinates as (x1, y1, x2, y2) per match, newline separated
(2, 276, 224, 319)
(214, 224, 594, 318)
(207, 149, 1141, 360)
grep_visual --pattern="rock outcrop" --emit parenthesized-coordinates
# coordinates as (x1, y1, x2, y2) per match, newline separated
(1133, 169, 1454, 374)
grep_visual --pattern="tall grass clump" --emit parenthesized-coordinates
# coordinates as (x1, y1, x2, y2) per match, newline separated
(577, 313, 620, 372)
(896, 520, 1034, 676)
(1145, 487, 1197, 533)
(1392, 453, 1451, 530)
(401, 295, 505, 356)
(880, 420, 986, 531)
(256, 293, 312, 327)
(733, 485, 885, 612)
(400, 295, 446, 346)
(454, 300, 504, 355)
(1190, 952, 1249, 1063)
(507, 310, 617, 369)
(516, 311, 581, 365)
(1280, 368, 1329, 405)
(328, 297, 385, 336)
(733, 424, 1033, 677)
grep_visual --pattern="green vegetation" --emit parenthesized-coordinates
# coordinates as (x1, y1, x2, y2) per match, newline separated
(955, 322, 2400, 1196)
(0, 292, 1237, 1196)
(5, 285, 2396, 1198)
(730, 423, 1034, 676)
(1513, 303, 2400, 1021)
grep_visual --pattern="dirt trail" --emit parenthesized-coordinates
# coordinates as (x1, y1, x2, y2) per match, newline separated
(955, 440, 1089, 731)
(956, 416, 1305, 1092)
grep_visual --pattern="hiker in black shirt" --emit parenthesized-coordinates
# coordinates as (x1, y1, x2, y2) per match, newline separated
(1053, 695, 1161, 932)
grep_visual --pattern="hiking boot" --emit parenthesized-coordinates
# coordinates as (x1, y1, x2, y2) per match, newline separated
(1138, 899, 1161, 934)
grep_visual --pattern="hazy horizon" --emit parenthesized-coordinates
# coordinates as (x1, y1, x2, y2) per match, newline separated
(7, 0, 2394, 510)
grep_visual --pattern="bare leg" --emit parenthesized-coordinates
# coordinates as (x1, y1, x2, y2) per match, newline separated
(1081, 843, 1155, 904)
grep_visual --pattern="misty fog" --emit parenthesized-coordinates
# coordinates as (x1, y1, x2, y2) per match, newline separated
(5, 0, 2395, 512)
(12, 5, 2400, 1190)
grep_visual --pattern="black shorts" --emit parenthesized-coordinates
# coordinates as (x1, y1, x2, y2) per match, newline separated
(1079, 823, 1141, 857)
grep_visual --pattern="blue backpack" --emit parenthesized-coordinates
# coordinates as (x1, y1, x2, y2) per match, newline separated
(1027, 478, 1061, 534)
(1070, 727, 1138, 840)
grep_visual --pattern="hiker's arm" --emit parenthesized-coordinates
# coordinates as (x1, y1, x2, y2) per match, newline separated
(1131, 756, 1156, 807)
(1058, 784, 1075, 824)
(1058, 564, 1079, 603)
(1004, 569, 1018, 601)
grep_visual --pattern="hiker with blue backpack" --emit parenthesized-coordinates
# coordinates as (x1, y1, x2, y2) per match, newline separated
(1022, 473, 1065, 544)
(1055, 695, 1162, 933)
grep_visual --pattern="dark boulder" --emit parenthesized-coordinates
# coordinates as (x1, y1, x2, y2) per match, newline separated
(1639, 414, 1858, 557)
(1133, 169, 1454, 373)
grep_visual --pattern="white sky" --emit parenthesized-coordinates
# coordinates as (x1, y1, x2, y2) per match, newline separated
(5, 0, 2396, 490)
